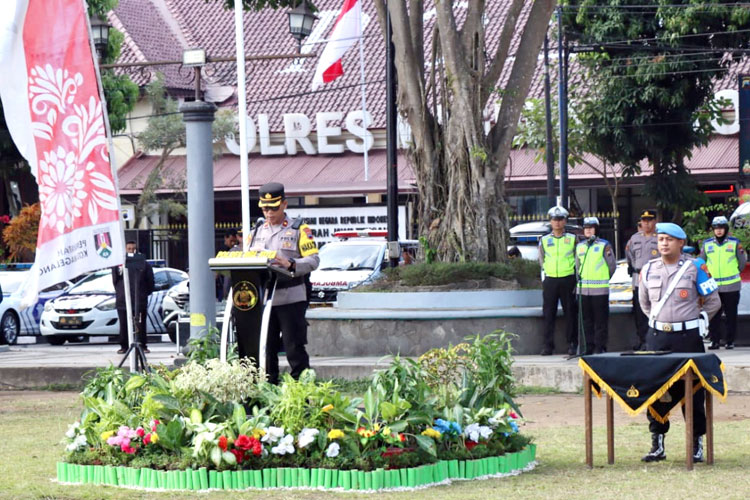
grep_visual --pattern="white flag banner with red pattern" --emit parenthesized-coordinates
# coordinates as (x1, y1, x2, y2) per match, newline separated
(0, 0, 124, 308)
(311, 0, 362, 90)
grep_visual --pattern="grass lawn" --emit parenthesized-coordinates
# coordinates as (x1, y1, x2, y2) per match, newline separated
(2, 391, 750, 499)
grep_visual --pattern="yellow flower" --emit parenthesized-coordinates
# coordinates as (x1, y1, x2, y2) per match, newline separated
(381, 426, 392, 436)
(421, 428, 442, 439)
(251, 428, 266, 440)
(327, 429, 345, 440)
(322, 404, 334, 413)
(100, 430, 115, 442)
(150, 432, 159, 444)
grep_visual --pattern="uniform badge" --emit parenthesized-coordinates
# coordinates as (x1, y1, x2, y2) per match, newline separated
(304, 227, 314, 239)
(626, 385, 640, 398)
(285, 230, 293, 236)
(711, 375, 719, 384)
(564, 237, 571, 244)
(283, 241, 292, 249)
(651, 249, 658, 256)
(679, 289, 688, 299)
(707, 245, 714, 252)
(232, 281, 259, 311)
(283, 220, 288, 227)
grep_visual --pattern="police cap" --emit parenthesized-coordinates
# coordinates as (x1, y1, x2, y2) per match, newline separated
(639, 209, 657, 220)
(258, 182, 285, 208)
(711, 216, 729, 228)
(656, 222, 686, 240)
(547, 206, 569, 219)
(583, 216, 600, 227)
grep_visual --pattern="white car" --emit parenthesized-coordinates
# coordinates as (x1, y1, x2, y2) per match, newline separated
(0, 268, 71, 344)
(40, 267, 187, 345)
(310, 236, 419, 304)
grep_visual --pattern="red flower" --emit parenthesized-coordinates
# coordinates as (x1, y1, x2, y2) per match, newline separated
(136, 427, 145, 438)
(465, 440, 478, 451)
(398, 433, 406, 442)
(510, 412, 519, 419)
(218, 436, 228, 452)
(251, 441, 263, 456)
(151, 419, 160, 432)
(0, 215, 10, 224)
(230, 448, 246, 464)
(121, 445, 137, 454)
(143, 434, 151, 445)
(235, 434, 252, 451)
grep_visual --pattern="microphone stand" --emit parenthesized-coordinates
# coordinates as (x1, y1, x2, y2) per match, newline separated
(567, 236, 596, 360)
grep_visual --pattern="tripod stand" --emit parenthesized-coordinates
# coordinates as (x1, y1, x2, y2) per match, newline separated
(567, 238, 595, 360)
(116, 254, 150, 372)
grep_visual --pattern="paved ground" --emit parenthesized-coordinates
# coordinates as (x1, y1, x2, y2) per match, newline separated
(3, 339, 750, 392)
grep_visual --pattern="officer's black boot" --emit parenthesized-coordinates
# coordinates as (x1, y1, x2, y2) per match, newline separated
(693, 435, 704, 463)
(641, 433, 666, 462)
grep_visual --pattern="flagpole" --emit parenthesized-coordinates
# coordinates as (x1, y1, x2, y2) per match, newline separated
(82, 2, 136, 372)
(356, 3, 368, 181)
(234, 0, 251, 247)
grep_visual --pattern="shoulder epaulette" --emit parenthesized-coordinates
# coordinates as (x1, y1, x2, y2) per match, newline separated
(291, 217, 304, 230)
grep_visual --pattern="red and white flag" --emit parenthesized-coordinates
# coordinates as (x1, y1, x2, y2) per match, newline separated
(311, 0, 362, 90)
(0, 0, 124, 307)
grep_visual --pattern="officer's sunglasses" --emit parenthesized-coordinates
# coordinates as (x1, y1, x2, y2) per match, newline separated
(261, 205, 281, 212)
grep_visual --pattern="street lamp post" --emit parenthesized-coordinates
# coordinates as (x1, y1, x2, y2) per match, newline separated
(287, 2, 318, 53)
(90, 14, 110, 64)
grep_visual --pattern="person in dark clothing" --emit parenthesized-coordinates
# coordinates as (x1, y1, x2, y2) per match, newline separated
(217, 229, 239, 300)
(112, 241, 155, 354)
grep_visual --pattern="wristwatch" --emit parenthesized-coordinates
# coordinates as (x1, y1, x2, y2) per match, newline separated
(288, 258, 296, 272)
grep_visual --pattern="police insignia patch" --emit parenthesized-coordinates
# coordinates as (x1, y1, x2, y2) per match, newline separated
(233, 281, 259, 311)
(626, 385, 639, 398)
(303, 227, 313, 238)
(679, 289, 688, 299)
(564, 238, 571, 244)
(651, 249, 658, 255)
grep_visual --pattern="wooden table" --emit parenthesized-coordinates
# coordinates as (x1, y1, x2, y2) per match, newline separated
(579, 353, 726, 471)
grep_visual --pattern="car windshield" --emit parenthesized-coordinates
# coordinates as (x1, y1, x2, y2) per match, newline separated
(318, 244, 382, 271)
(0, 272, 28, 294)
(68, 271, 113, 295)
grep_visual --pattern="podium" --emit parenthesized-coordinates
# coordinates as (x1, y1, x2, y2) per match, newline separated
(208, 250, 293, 370)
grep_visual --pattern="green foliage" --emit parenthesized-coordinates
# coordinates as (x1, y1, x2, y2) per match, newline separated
(185, 327, 237, 365)
(561, 0, 748, 216)
(173, 358, 265, 405)
(683, 200, 750, 250)
(418, 236, 437, 264)
(381, 259, 541, 288)
(101, 71, 138, 134)
(261, 370, 336, 435)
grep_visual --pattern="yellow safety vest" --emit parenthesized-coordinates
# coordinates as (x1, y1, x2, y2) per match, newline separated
(704, 238, 740, 286)
(576, 240, 609, 289)
(542, 233, 576, 278)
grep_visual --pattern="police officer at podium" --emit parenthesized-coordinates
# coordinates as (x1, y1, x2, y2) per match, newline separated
(249, 182, 319, 384)
(575, 217, 616, 354)
(626, 209, 659, 349)
(538, 206, 578, 356)
(639, 223, 720, 463)
(700, 216, 746, 350)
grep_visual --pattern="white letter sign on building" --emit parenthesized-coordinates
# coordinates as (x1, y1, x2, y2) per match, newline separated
(225, 110, 373, 156)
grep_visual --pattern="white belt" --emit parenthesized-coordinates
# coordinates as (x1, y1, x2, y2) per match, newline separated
(648, 319, 700, 332)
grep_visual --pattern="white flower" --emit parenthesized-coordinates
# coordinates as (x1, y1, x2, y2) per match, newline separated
(38, 146, 87, 234)
(465, 423, 481, 442)
(65, 421, 80, 439)
(271, 434, 295, 455)
(66, 433, 88, 452)
(326, 442, 340, 458)
(297, 428, 319, 449)
(478, 425, 493, 440)
(261, 426, 285, 444)
(488, 409, 508, 428)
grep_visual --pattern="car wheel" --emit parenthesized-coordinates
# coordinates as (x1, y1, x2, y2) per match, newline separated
(46, 336, 67, 346)
(168, 330, 176, 344)
(0, 311, 20, 345)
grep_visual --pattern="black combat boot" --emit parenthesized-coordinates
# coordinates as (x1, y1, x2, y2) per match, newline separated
(641, 433, 666, 462)
(693, 435, 704, 463)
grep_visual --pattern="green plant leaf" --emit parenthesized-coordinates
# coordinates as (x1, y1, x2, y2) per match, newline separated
(414, 434, 437, 457)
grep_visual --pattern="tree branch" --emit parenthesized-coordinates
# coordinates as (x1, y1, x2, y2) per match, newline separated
(481, 0, 525, 106)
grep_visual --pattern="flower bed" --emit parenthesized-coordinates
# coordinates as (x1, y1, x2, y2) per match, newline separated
(58, 332, 536, 491)
(56, 445, 536, 491)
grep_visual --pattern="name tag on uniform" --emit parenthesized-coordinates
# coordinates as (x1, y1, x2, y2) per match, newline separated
(594, 246, 601, 252)
(547, 239, 554, 247)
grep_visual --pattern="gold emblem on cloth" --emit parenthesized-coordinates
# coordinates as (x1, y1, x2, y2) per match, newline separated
(711, 375, 719, 384)
(264, 193, 272, 199)
(232, 281, 258, 311)
(626, 385, 640, 398)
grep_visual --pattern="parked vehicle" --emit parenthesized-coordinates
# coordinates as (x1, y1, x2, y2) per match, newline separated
(40, 267, 187, 345)
(161, 279, 227, 343)
(309, 231, 419, 304)
(0, 265, 71, 344)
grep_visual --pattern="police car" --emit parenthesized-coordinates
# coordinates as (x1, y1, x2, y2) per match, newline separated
(40, 266, 187, 345)
(309, 231, 419, 304)
(0, 264, 71, 344)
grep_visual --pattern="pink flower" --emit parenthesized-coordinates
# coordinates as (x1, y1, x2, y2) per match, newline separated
(143, 434, 151, 445)
(510, 412, 519, 419)
(106, 436, 121, 447)
(121, 445, 137, 454)
(136, 427, 145, 438)
(151, 419, 160, 432)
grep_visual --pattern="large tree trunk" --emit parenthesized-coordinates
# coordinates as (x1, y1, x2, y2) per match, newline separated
(375, 0, 555, 262)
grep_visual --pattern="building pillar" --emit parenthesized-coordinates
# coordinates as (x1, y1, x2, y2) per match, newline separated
(181, 100, 217, 342)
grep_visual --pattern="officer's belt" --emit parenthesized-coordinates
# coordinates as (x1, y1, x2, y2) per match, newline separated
(276, 276, 304, 289)
(648, 319, 700, 332)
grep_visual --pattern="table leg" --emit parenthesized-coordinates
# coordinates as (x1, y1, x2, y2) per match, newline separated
(606, 392, 614, 464)
(706, 390, 714, 465)
(685, 371, 694, 471)
(584, 372, 593, 468)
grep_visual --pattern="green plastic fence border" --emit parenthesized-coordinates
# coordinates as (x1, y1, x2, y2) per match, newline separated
(55, 444, 535, 492)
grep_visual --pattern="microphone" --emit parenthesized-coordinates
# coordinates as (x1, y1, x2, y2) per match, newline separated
(255, 217, 265, 227)
(587, 235, 597, 246)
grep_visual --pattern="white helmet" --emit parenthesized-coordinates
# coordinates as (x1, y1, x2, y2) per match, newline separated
(548, 206, 569, 219)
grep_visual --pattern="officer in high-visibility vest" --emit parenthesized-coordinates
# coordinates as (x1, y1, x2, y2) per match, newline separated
(699, 216, 746, 350)
(538, 206, 578, 356)
(575, 217, 616, 354)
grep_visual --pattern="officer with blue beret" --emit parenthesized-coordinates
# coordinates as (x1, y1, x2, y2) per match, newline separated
(699, 216, 746, 350)
(639, 222, 720, 463)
